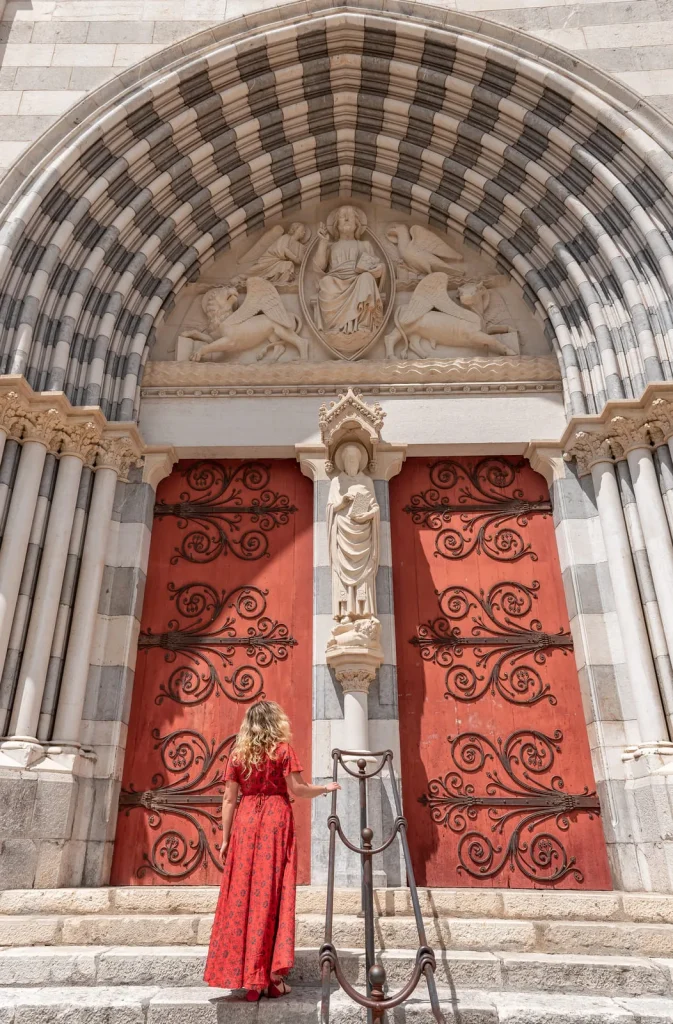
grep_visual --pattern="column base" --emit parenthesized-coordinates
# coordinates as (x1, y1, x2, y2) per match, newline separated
(621, 745, 673, 892)
(0, 744, 100, 889)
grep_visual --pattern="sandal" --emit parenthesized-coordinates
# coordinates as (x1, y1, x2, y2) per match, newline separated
(265, 979, 291, 998)
(245, 990, 262, 1002)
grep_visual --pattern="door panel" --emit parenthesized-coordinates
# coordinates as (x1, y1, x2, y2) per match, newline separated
(111, 459, 313, 885)
(390, 456, 611, 889)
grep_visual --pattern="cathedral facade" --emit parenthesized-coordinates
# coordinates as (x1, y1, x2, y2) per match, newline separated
(1, 0, 673, 902)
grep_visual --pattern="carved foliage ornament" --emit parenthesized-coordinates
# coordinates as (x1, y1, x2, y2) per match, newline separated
(0, 391, 142, 479)
(566, 398, 673, 475)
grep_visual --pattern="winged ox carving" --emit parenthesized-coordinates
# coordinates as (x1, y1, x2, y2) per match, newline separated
(384, 273, 515, 360)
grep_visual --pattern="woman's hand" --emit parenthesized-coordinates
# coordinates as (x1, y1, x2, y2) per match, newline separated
(324, 782, 341, 793)
(219, 839, 229, 862)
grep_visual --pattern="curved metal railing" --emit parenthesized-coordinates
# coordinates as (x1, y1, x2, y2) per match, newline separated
(319, 749, 445, 1023)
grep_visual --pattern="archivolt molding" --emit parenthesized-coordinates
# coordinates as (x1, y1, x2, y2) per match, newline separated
(0, 377, 155, 480)
(561, 384, 673, 474)
(1, 6, 673, 425)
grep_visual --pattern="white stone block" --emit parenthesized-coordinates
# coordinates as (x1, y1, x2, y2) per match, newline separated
(113, 43, 165, 66)
(18, 90, 84, 115)
(1, 44, 55, 66)
(0, 92, 21, 115)
(51, 43, 115, 66)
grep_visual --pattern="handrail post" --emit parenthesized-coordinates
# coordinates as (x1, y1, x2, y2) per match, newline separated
(320, 749, 445, 1024)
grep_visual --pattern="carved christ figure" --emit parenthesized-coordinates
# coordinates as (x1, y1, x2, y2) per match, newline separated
(326, 443, 380, 622)
(312, 206, 384, 340)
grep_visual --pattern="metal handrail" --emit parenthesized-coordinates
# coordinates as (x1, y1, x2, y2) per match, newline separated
(319, 748, 445, 1024)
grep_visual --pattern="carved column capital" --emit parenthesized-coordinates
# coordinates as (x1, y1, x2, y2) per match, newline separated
(335, 666, 378, 694)
(0, 391, 28, 437)
(94, 436, 143, 481)
(54, 421, 102, 463)
(564, 430, 615, 475)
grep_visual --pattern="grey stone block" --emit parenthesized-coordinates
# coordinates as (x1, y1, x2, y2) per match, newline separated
(87, 22, 155, 43)
(30, 776, 78, 841)
(313, 564, 331, 615)
(0, 69, 17, 90)
(152, 21, 216, 43)
(375, 564, 393, 615)
(98, 564, 147, 618)
(0, 837, 38, 889)
(0, 775, 37, 836)
(562, 562, 611, 616)
(313, 664, 344, 720)
(31, 22, 89, 43)
(550, 0, 659, 26)
(314, 479, 330, 521)
(551, 472, 597, 525)
(368, 664, 398, 718)
(373, 478, 390, 520)
(586, 48, 640, 73)
(13, 68, 72, 91)
(83, 663, 134, 724)
(476, 6, 551, 29)
(0, 21, 33, 43)
(82, 839, 114, 887)
(118, 481, 155, 530)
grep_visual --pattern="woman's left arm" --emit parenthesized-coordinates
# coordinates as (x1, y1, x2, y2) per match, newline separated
(286, 772, 340, 800)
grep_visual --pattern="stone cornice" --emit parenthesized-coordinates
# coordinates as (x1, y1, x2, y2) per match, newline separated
(528, 384, 673, 477)
(0, 377, 172, 482)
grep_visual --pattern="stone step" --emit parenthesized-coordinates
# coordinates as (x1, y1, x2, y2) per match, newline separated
(2, 886, 673, 924)
(3, 911, 673, 957)
(1, 946, 673, 997)
(0, 985, 671, 1022)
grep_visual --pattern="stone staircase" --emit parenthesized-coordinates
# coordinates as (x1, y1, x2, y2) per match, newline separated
(2, 886, 673, 1021)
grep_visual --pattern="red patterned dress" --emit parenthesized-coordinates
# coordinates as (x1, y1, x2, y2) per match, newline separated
(204, 742, 302, 991)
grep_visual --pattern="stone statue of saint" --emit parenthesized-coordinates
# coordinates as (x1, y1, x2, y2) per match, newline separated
(326, 442, 380, 622)
(312, 206, 384, 350)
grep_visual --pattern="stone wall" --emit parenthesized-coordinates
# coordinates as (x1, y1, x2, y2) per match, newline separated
(0, 0, 672, 182)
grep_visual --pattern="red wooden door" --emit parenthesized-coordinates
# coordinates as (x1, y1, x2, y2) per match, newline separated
(390, 456, 611, 889)
(111, 459, 313, 885)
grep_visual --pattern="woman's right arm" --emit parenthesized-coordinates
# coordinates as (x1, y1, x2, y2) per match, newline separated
(219, 779, 239, 860)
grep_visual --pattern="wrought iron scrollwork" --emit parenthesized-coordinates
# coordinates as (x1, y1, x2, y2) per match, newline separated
(139, 582, 296, 706)
(155, 460, 297, 563)
(411, 581, 572, 706)
(119, 728, 235, 880)
(420, 730, 600, 884)
(404, 457, 551, 562)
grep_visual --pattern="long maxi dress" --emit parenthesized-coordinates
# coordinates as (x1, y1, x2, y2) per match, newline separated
(204, 742, 302, 991)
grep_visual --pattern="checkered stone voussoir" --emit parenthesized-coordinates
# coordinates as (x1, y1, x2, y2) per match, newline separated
(1, 9, 673, 420)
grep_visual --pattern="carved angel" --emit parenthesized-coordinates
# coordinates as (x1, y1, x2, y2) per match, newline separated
(185, 277, 309, 363)
(240, 223, 310, 285)
(384, 272, 514, 360)
(386, 223, 464, 277)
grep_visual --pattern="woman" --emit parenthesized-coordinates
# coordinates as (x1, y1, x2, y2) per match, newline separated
(204, 701, 340, 1001)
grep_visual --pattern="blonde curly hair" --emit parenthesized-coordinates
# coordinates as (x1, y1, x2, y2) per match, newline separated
(231, 701, 291, 776)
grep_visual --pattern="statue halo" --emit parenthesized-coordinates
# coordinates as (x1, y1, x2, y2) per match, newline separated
(335, 441, 369, 474)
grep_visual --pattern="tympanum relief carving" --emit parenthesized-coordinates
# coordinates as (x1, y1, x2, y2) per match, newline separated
(157, 202, 548, 369)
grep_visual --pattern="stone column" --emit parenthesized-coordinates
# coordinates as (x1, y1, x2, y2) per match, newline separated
(8, 424, 99, 744)
(52, 438, 138, 747)
(623, 439, 673, 665)
(0, 436, 53, 687)
(590, 456, 668, 742)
